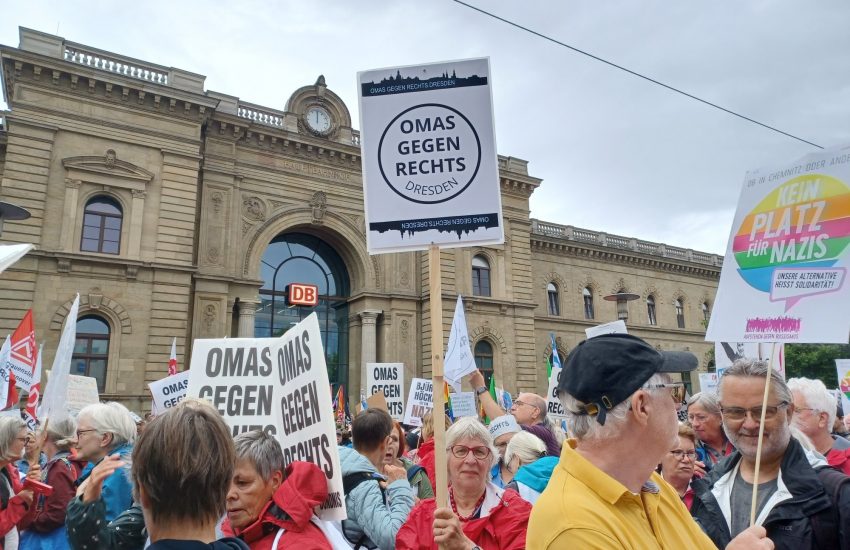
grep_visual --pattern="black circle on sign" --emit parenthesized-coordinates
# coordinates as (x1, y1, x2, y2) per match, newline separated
(377, 103, 482, 205)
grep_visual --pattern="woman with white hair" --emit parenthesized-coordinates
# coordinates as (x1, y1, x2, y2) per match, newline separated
(686, 391, 733, 472)
(0, 416, 39, 550)
(396, 417, 532, 549)
(19, 418, 85, 550)
(503, 432, 558, 504)
(72, 402, 136, 522)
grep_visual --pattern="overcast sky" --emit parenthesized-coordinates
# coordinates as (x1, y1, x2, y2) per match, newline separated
(3, 1, 849, 254)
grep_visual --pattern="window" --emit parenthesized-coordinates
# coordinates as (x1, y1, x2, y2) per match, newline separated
(647, 295, 657, 326)
(675, 299, 685, 329)
(474, 340, 494, 387)
(583, 287, 594, 319)
(547, 283, 559, 315)
(472, 255, 491, 297)
(701, 302, 710, 323)
(81, 196, 122, 254)
(72, 315, 110, 392)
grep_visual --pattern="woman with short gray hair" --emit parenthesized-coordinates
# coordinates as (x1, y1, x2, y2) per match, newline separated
(72, 402, 136, 522)
(503, 432, 557, 505)
(686, 390, 733, 471)
(0, 416, 39, 549)
(396, 417, 532, 549)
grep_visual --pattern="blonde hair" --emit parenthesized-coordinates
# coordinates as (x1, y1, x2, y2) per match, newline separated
(504, 431, 546, 467)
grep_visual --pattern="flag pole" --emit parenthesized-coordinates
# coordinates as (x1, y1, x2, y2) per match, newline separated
(429, 244, 449, 514)
(749, 341, 778, 526)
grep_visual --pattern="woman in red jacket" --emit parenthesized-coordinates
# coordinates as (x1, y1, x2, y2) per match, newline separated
(20, 418, 85, 548)
(222, 430, 342, 550)
(0, 416, 38, 550)
(396, 417, 532, 550)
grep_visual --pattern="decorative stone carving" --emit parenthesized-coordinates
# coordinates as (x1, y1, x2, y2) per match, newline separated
(242, 196, 266, 221)
(469, 325, 508, 354)
(610, 278, 630, 294)
(241, 220, 253, 236)
(64, 178, 82, 189)
(371, 256, 381, 289)
(210, 192, 223, 214)
(543, 272, 567, 291)
(131, 189, 147, 199)
(105, 149, 116, 168)
(400, 319, 409, 343)
(57, 259, 71, 273)
(88, 288, 103, 309)
(310, 191, 327, 224)
(208, 247, 220, 264)
(203, 304, 217, 332)
(398, 269, 409, 288)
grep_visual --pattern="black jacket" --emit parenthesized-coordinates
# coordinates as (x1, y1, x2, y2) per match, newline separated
(690, 438, 850, 550)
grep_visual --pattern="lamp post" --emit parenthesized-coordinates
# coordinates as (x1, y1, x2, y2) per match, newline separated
(0, 201, 31, 238)
(603, 292, 640, 322)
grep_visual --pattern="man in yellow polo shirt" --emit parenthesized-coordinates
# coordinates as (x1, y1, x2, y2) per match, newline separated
(527, 333, 772, 549)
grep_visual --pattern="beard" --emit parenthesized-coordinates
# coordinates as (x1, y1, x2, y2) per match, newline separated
(724, 418, 791, 461)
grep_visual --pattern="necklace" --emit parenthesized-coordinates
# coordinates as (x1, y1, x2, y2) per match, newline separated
(449, 487, 486, 522)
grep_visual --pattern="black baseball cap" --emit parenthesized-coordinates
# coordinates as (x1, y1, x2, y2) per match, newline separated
(557, 333, 698, 425)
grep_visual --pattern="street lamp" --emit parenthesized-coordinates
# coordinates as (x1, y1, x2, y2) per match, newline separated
(0, 201, 31, 238)
(603, 292, 640, 322)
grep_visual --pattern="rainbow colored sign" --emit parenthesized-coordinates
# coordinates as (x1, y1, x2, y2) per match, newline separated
(708, 146, 850, 343)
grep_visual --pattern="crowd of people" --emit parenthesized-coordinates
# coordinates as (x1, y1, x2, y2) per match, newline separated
(0, 333, 846, 549)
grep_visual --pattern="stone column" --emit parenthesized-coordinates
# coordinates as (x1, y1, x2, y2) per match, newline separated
(128, 189, 146, 259)
(61, 179, 81, 250)
(237, 299, 260, 338)
(359, 310, 382, 393)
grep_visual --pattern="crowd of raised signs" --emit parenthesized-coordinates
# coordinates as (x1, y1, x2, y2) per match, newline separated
(0, 334, 848, 549)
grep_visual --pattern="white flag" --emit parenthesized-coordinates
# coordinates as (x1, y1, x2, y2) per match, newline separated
(0, 243, 33, 275)
(39, 294, 80, 423)
(0, 336, 11, 410)
(444, 295, 477, 392)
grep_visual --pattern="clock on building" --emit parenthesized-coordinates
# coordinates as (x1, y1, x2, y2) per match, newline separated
(304, 105, 332, 135)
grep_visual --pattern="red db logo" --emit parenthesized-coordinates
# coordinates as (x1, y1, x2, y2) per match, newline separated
(286, 284, 319, 307)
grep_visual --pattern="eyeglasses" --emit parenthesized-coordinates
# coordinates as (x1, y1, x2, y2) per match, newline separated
(669, 449, 697, 461)
(450, 445, 492, 460)
(643, 382, 686, 404)
(76, 429, 98, 439)
(719, 402, 789, 421)
(512, 400, 534, 409)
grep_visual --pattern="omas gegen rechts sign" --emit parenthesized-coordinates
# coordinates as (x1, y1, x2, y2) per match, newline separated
(358, 58, 503, 254)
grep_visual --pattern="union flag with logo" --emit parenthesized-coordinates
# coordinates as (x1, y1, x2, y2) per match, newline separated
(9, 310, 37, 390)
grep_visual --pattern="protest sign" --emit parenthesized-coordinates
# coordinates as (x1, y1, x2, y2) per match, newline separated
(149, 370, 189, 412)
(707, 145, 850, 342)
(450, 391, 477, 418)
(714, 342, 785, 378)
(585, 320, 628, 339)
(545, 366, 567, 426)
(358, 58, 503, 254)
(837, 359, 850, 416)
(66, 375, 99, 416)
(403, 378, 433, 426)
(366, 362, 404, 420)
(188, 313, 344, 521)
(698, 373, 719, 394)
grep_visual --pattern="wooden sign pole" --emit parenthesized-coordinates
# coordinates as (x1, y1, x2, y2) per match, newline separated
(749, 342, 778, 526)
(429, 244, 449, 512)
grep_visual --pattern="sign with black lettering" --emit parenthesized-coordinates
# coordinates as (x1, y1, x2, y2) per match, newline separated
(149, 371, 190, 411)
(403, 377, 434, 427)
(187, 313, 344, 520)
(366, 362, 404, 420)
(358, 58, 503, 254)
(546, 366, 567, 426)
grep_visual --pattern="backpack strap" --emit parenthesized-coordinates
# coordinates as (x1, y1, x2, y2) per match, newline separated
(811, 466, 850, 550)
(341, 472, 386, 549)
(406, 464, 425, 482)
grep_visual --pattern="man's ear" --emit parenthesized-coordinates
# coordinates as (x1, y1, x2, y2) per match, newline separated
(630, 391, 651, 428)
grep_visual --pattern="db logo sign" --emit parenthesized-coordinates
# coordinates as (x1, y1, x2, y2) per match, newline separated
(286, 284, 319, 307)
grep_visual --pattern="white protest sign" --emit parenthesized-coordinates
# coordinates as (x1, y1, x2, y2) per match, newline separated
(545, 366, 566, 426)
(698, 373, 719, 394)
(837, 359, 850, 417)
(149, 371, 190, 412)
(585, 320, 628, 339)
(358, 58, 503, 254)
(366, 363, 404, 420)
(403, 378, 433, 427)
(188, 313, 345, 521)
(715, 342, 785, 378)
(66, 375, 99, 416)
(707, 145, 850, 343)
(444, 296, 476, 392)
(450, 391, 477, 418)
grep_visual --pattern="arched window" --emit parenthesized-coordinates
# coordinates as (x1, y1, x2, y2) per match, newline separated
(81, 196, 122, 254)
(647, 295, 657, 326)
(675, 299, 685, 329)
(472, 255, 491, 297)
(72, 315, 110, 392)
(583, 287, 594, 319)
(701, 301, 710, 323)
(547, 282, 559, 316)
(474, 340, 494, 387)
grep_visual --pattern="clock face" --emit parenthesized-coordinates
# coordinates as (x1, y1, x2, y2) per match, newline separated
(306, 107, 332, 134)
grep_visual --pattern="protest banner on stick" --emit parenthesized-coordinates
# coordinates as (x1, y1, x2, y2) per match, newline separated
(403, 378, 434, 426)
(149, 370, 189, 412)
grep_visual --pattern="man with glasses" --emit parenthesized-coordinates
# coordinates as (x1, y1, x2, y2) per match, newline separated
(788, 376, 850, 475)
(470, 371, 561, 457)
(690, 359, 850, 549)
(527, 333, 771, 549)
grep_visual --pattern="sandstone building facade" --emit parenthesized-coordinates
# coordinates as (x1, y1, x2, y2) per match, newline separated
(0, 29, 721, 412)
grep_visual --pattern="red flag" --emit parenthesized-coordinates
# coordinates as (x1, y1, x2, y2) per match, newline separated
(168, 338, 178, 376)
(24, 344, 42, 431)
(9, 310, 36, 390)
